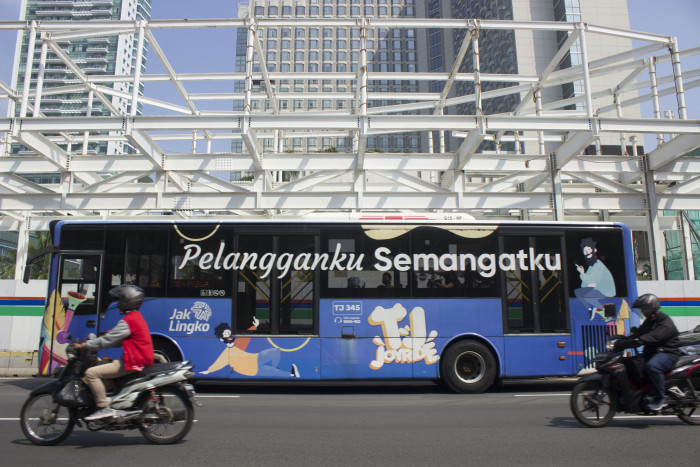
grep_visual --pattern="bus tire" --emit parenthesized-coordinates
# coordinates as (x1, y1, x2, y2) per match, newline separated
(441, 340, 496, 394)
(153, 338, 181, 364)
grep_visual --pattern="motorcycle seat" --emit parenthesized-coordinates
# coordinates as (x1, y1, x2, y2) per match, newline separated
(139, 362, 184, 375)
(114, 362, 184, 385)
(675, 355, 700, 368)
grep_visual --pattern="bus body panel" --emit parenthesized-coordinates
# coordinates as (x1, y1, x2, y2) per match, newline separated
(502, 335, 573, 376)
(34, 219, 640, 385)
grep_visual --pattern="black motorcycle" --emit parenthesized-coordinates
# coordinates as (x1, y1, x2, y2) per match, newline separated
(20, 340, 199, 445)
(570, 336, 700, 427)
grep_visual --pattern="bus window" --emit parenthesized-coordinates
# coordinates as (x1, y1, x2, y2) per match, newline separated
(279, 235, 315, 333)
(411, 227, 499, 298)
(59, 255, 100, 317)
(502, 235, 568, 333)
(323, 228, 409, 298)
(566, 229, 627, 301)
(236, 234, 317, 335)
(59, 225, 104, 251)
(103, 229, 167, 298)
(169, 226, 232, 298)
(236, 235, 274, 333)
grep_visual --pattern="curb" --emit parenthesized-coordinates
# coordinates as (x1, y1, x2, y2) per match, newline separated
(0, 351, 39, 377)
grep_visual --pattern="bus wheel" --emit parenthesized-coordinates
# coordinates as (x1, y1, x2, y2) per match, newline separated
(153, 339, 181, 364)
(441, 340, 496, 394)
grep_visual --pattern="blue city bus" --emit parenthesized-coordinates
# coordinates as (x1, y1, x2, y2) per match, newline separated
(27, 218, 639, 393)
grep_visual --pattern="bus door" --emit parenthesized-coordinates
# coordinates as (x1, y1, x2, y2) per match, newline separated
(56, 253, 102, 342)
(501, 234, 573, 376)
(234, 233, 319, 380)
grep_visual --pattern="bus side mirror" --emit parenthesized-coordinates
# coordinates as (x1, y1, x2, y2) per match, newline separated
(23, 264, 32, 284)
(603, 303, 617, 318)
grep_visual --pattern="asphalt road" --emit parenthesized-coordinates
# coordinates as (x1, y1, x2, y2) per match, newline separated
(1, 377, 698, 466)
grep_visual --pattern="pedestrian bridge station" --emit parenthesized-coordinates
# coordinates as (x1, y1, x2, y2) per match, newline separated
(1, 17, 699, 281)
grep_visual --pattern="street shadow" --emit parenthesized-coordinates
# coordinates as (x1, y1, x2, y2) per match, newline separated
(193, 376, 579, 396)
(1, 376, 52, 391)
(12, 429, 190, 448)
(547, 415, 685, 429)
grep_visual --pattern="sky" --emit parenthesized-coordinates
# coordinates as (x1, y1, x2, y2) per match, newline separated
(0, 0, 698, 126)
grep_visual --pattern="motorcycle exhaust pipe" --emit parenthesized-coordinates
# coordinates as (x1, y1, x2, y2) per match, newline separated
(115, 410, 142, 422)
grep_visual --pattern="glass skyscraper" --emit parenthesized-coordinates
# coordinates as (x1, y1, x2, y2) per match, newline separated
(11, 0, 152, 158)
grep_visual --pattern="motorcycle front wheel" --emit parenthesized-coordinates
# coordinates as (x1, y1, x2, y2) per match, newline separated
(139, 386, 193, 444)
(570, 380, 616, 427)
(20, 394, 75, 445)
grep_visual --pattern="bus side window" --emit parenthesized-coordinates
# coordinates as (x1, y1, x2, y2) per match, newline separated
(323, 233, 408, 298)
(411, 227, 499, 298)
(565, 229, 627, 300)
(104, 229, 167, 299)
(169, 226, 232, 298)
(60, 256, 99, 316)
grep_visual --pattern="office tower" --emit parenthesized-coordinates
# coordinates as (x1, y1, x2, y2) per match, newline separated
(234, 0, 638, 160)
(234, 0, 422, 158)
(10, 0, 152, 157)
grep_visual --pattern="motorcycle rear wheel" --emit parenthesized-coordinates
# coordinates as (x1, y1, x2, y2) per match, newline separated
(139, 386, 193, 444)
(570, 380, 615, 427)
(676, 374, 700, 426)
(20, 393, 75, 445)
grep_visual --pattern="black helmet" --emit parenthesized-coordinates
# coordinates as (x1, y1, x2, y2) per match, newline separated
(632, 293, 660, 318)
(109, 284, 144, 312)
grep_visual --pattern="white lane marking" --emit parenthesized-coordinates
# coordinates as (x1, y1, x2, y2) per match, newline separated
(515, 393, 570, 397)
(0, 418, 20, 421)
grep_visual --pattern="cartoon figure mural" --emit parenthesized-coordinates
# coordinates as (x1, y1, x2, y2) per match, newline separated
(38, 289, 87, 374)
(199, 317, 300, 378)
(574, 237, 616, 316)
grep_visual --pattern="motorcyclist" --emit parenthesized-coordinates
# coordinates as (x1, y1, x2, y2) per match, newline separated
(76, 284, 154, 420)
(615, 293, 682, 411)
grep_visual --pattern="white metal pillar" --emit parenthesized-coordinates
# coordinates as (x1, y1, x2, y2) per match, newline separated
(13, 217, 29, 282)
(670, 38, 688, 120)
(82, 89, 94, 155)
(19, 21, 37, 118)
(649, 58, 665, 147)
(130, 23, 146, 117)
(549, 153, 565, 221)
(640, 150, 665, 281)
(32, 37, 49, 118)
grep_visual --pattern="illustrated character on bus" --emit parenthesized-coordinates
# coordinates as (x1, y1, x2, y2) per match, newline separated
(574, 237, 616, 317)
(199, 318, 300, 378)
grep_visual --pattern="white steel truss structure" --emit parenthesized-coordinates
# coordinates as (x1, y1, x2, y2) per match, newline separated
(1, 17, 699, 280)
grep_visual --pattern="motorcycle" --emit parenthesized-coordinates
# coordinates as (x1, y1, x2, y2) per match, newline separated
(20, 338, 199, 445)
(570, 336, 700, 427)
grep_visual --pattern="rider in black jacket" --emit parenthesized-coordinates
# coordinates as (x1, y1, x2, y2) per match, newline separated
(616, 294, 682, 411)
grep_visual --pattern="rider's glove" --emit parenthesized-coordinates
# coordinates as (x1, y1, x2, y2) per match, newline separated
(613, 339, 628, 351)
(613, 338, 642, 351)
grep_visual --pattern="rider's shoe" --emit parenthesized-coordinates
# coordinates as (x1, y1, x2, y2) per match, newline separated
(85, 407, 116, 420)
(648, 398, 668, 412)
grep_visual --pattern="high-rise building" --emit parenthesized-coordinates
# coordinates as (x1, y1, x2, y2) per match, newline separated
(234, 0, 422, 157)
(10, 0, 152, 158)
(234, 0, 639, 160)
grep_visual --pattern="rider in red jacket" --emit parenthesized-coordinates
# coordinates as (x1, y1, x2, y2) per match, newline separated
(79, 285, 154, 420)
